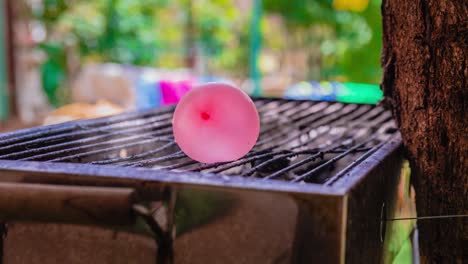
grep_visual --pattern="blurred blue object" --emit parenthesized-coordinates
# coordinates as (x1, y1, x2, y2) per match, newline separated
(284, 81, 382, 104)
(284, 81, 338, 101)
(134, 72, 237, 110)
(197, 76, 234, 86)
(135, 70, 162, 110)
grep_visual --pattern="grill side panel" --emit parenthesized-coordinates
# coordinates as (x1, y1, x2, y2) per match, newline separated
(342, 138, 403, 263)
(0, 99, 403, 263)
(170, 185, 347, 264)
(0, 138, 403, 264)
(172, 186, 299, 263)
(292, 193, 346, 264)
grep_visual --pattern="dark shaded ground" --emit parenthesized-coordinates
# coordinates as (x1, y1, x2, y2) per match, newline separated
(3, 223, 156, 264)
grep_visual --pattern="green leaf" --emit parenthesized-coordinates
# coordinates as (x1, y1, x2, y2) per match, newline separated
(393, 239, 413, 264)
(40, 59, 66, 107)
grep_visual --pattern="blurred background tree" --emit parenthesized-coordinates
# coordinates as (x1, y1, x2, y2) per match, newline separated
(263, 0, 382, 83)
(31, 0, 382, 106)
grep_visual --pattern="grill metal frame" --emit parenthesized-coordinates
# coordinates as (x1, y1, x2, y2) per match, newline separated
(0, 99, 396, 186)
(0, 99, 404, 264)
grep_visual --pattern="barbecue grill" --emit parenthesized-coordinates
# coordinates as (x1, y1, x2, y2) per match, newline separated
(0, 98, 404, 263)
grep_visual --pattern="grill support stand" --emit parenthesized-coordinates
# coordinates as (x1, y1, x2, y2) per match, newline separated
(134, 186, 176, 264)
(0, 99, 403, 263)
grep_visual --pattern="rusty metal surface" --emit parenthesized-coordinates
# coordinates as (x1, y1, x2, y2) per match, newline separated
(0, 138, 403, 264)
(0, 159, 341, 196)
(0, 183, 137, 225)
(343, 137, 403, 263)
(0, 99, 404, 263)
(172, 187, 298, 264)
(0, 99, 397, 186)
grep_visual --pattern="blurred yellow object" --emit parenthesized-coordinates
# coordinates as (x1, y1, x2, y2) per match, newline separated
(333, 0, 369, 12)
(43, 100, 124, 125)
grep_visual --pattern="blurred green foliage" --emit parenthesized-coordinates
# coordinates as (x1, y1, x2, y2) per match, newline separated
(37, 0, 169, 67)
(263, 0, 382, 83)
(38, 42, 67, 106)
(35, 0, 382, 105)
(383, 160, 416, 264)
(0, 1, 8, 120)
(36, 0, 243, 104)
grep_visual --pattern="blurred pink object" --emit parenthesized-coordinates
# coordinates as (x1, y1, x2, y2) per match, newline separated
(160, 80, 193, 105)
(173, 83, 260, 163)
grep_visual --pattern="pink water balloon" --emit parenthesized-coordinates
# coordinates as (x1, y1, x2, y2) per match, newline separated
(173, 83, 260, 163)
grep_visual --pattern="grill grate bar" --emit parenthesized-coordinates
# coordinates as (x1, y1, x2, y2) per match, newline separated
(194, 105, 377, 174)
(254, 104, 358, 150)
(243, 129, 363, 179)
(126, 151, 186, 167)
(0, 122, 173, 160)
(259, 102, 332, 135)
(255, 105, 346, 150)
(20, 129, 173, 162)
(0, 100, 271, 159)
(158, 160, 200, 171)
(74, 101, 339, 171)
(186, 128, 385, 180)
(47, 135, 173, 163)
(259, 101, 321, 128)
(205, 151, 291, 174)
(261, 101, 310, 120)
(91, 142, 177, 165)
(0, 113, 174, 155)
(323, 141, 387, 186)
(291, 135, 379, 183)
(0, 99, 398, 185)
(0, 107, 176, 147)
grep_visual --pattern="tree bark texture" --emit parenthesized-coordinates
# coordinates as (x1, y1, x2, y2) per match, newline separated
(381, 0, 467, 262)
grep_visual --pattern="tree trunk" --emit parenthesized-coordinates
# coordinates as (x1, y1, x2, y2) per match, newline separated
(381, 0, 467, 262)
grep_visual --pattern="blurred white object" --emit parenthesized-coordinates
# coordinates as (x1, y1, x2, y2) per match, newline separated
(15, 49, 49, 124)
(241, 74, 292, 97)
(72, 63, 136, 109)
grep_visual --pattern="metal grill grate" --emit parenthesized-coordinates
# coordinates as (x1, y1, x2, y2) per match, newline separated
(0, 99, 397, 185)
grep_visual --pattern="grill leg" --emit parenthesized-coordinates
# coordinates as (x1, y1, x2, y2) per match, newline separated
(134, 205, 174, 264)
(134, 186, 178, 264)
